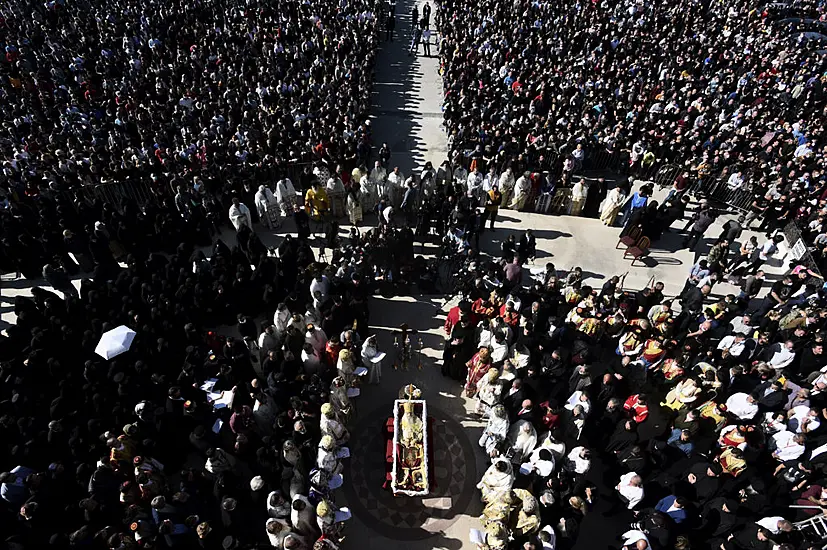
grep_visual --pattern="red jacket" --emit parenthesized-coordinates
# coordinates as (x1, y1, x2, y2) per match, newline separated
(444, 306, 462, 335)
(624, 395, 649, 423)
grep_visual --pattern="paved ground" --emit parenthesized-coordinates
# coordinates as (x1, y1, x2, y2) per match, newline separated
(370, 0, 447, 179)
(0, 5, 796, 548)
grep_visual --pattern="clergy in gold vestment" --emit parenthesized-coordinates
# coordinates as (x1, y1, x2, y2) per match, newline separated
(400, 402, 423, 447)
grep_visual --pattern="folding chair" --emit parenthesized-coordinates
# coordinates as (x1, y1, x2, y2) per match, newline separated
(616, 226, 642, 250)
(625, 236, 651, 266)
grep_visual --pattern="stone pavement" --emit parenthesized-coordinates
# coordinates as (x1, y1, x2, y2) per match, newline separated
(370, 0, 447, 178)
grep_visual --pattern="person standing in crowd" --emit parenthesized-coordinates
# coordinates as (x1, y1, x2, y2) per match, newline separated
(422, 27, 432, 57)
(601, 185, 628, 226)
(683, 203, 717, 251)
(229, 197, 253, 232)
(483, 185, 503, 231)
(570, 179, 589, 217)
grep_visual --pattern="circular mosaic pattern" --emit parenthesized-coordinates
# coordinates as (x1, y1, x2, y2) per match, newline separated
(343, 404, 478, 540)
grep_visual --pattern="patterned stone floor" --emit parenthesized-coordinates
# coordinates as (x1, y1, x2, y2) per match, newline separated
(342, 404, 478, 541)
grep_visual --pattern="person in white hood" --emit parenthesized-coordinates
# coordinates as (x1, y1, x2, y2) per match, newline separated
(309, 273, 330, 303)
(265, 518, 291, 548)
(255, 185, 280, 229)
(290, 495, 319, 539)
(276, 177, 297, 215)
(228, 197, 252, 231)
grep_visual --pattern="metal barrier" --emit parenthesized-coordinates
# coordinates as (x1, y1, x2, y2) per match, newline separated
(708, 185, 753, 211)
(57, 180, 161, 212)
(548, 189, 572, 215)
(90, 180, 159, 208)
(653, 164, 684, 189)
(689, 166, 753, 212)
(37, 161, 320, 213)
(534, 191, 555, 214)
(586, 148, 617, 171)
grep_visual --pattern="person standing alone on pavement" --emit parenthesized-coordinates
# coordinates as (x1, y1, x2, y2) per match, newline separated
(43, 261, 78, 299)
(421, 27, 432, 56)
(409, 23, 422, 55)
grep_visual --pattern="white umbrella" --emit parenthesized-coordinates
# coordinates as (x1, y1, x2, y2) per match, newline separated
(95, 325, 137, 360)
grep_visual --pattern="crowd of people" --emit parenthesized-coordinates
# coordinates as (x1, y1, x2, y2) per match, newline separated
(430, 0, 827, 546)
(0, 0, 379, 219)
(0, 0, 397, 547)
(3, 0, 827, 548)
(0, 171, 428, 550)
(438, 0, 827, 261)
(453, 240, 827, 550)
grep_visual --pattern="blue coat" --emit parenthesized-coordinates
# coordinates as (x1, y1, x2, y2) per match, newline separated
(655, 495, 687, 524)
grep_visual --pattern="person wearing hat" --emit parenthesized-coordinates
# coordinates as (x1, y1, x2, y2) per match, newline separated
(699, 497, 739, 542)
(444, 299, 472, 335)
(254, 184, 281, 230)
(686, 462, 723, 504)
(329, 377, 354, 424)
(509, 171, 532, 211)
(319, 403, 350, 447)
(315, 499, 340, 539)
(360, 334, 383, 385)
(335, 349, 356, 387)
(475, 368, 503, 416)
(316, 436, 344, 476)
(305, 323, 328, 355)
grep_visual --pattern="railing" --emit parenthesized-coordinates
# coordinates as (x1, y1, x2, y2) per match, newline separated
(651, 164, 685, 189)
(29, 146, 764, 221)
(791, 506, 827, 548)
(446, 137, 774, 215)
(76, 180, 160, 209)
(686, 165, 754, 212)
